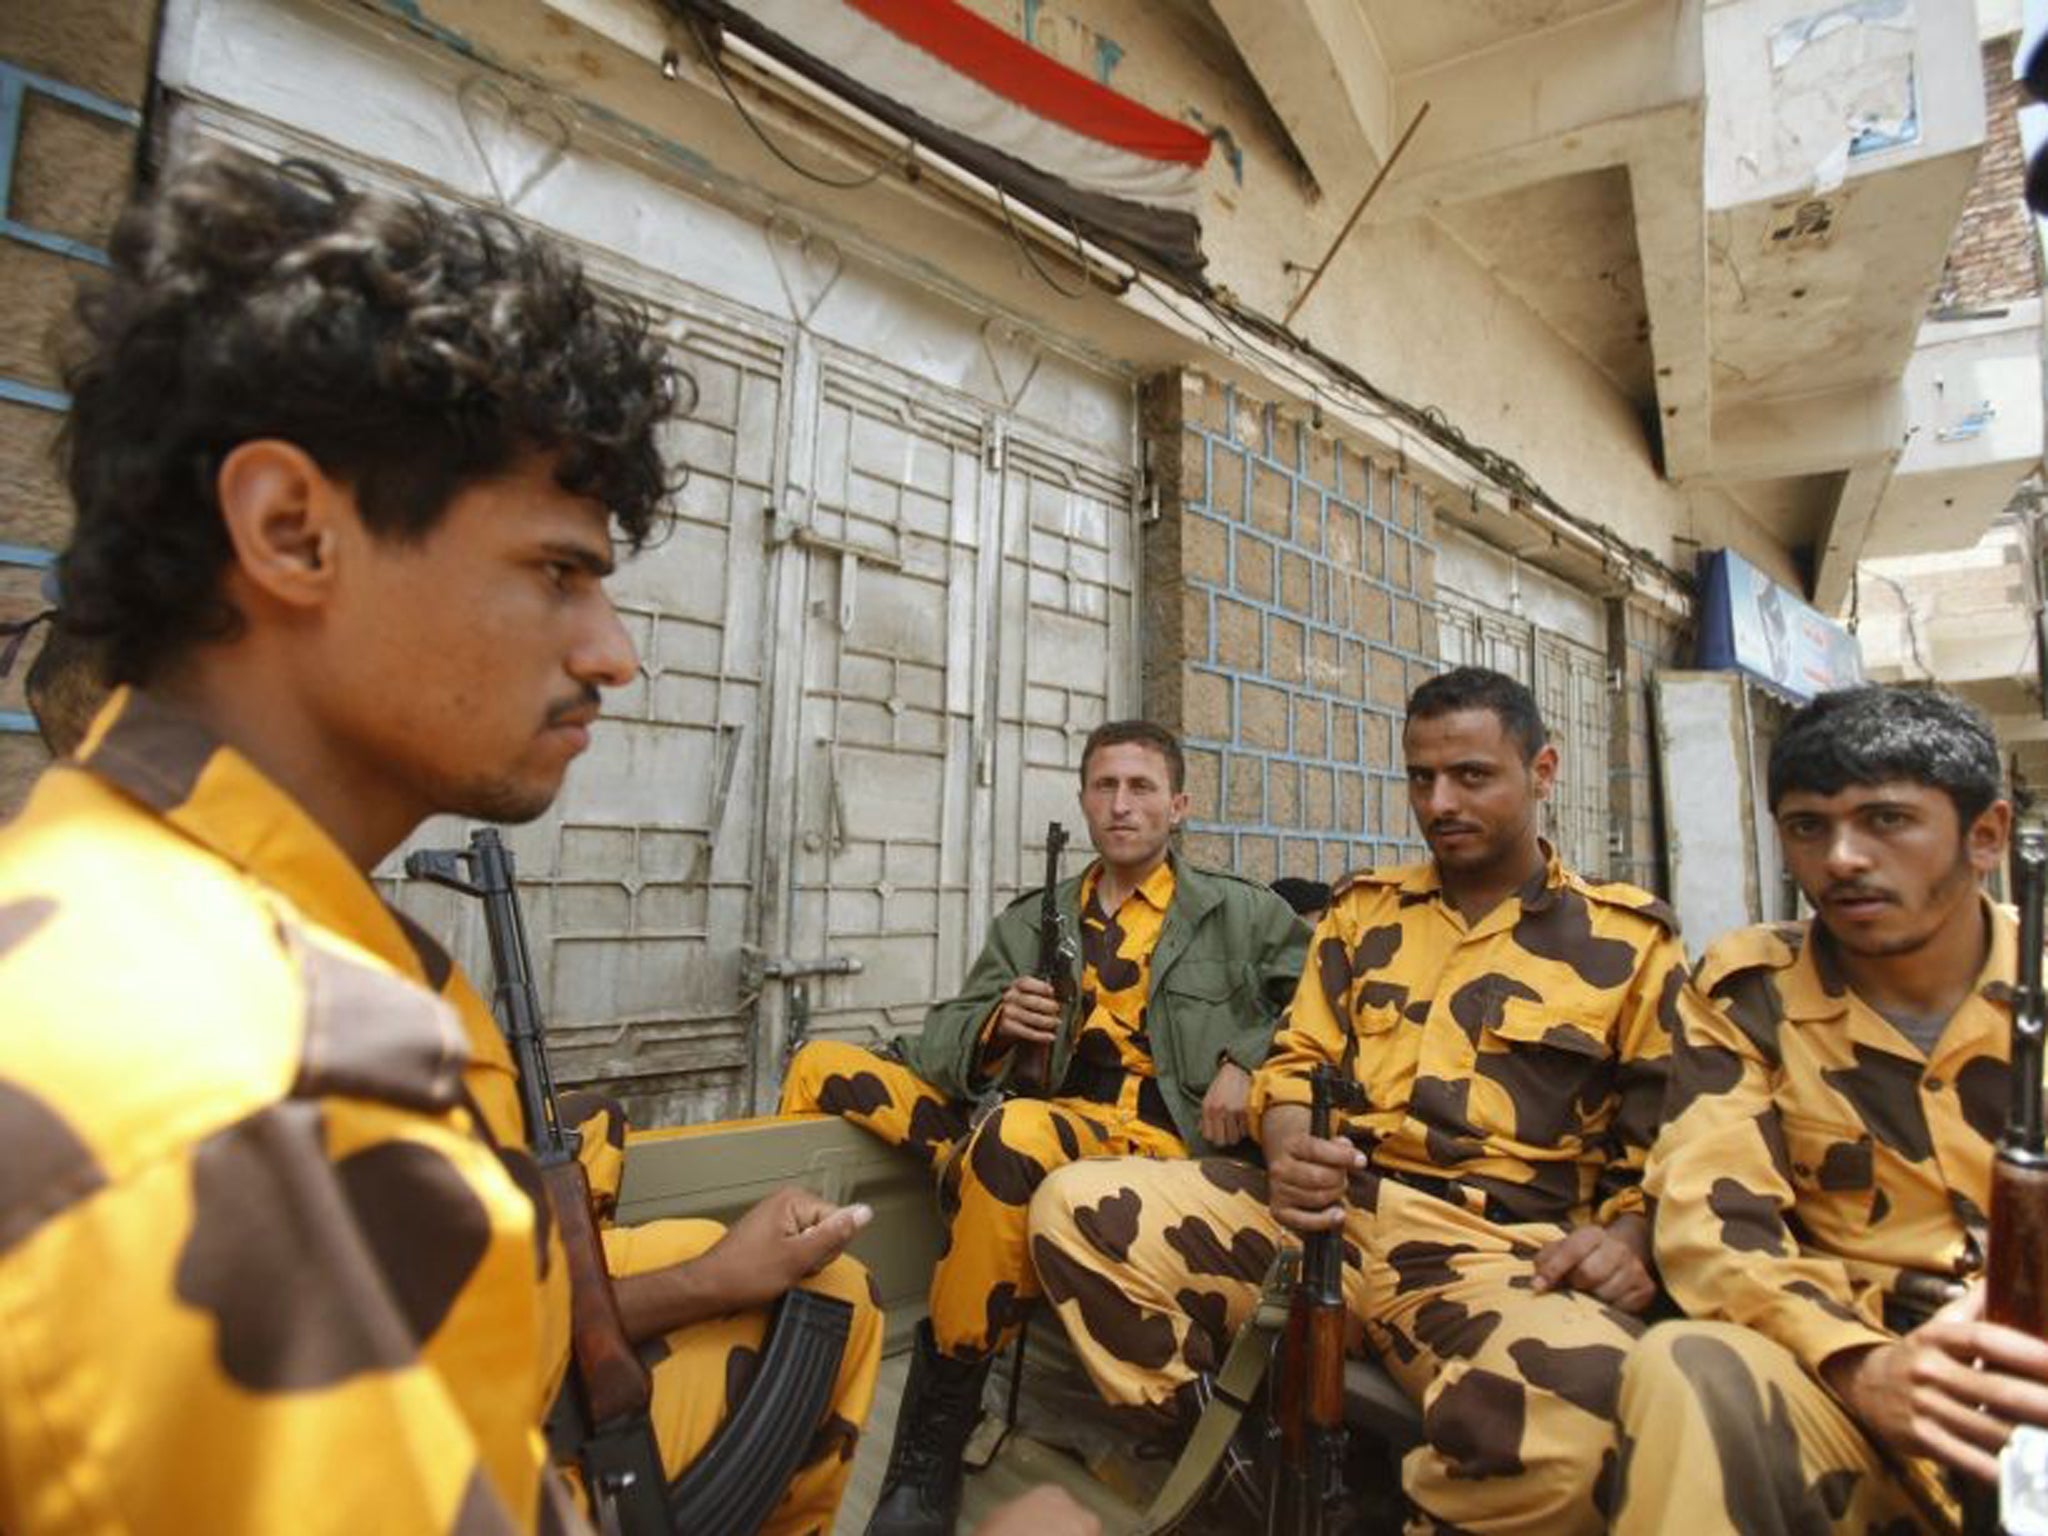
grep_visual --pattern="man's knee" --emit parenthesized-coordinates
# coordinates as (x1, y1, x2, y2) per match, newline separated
(1028, 1156, 1121, 1244)
(1619, 1320, 1773, 1435)
(779, 1039, 870, 1115)
(956, 1101, 1076, 1209)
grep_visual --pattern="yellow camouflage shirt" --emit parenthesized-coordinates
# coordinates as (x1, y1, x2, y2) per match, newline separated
(0, 689, 579, 1534)
(1650, 907, 2023, 1375)
(1070, 860, 1176, 1079)
(1249, 847, 1684, 1227)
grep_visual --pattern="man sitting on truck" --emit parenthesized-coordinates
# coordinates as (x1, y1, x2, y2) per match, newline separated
(0, 146, 883, 1536)
(781, 718, 1308, 1535)
(1610, 686, 2044, 1536)
(1030, 668, 1686, 1536)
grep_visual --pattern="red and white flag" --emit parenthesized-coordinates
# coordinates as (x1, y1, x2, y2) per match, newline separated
(702, 0, 1213, 276)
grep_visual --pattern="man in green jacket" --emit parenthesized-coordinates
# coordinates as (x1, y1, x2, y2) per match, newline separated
(781, 719, 1308, 1535)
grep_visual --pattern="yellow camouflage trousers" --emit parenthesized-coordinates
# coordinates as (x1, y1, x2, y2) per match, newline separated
(780, 1039, 1184, 1359)
(1029, 1157, 1646, 1536)
(1612, 1321, 1957, 1536)
(562, 1094, 883, 1536)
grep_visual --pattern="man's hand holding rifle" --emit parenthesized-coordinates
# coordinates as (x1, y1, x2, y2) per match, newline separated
(412, 829, 869, 1535)
(1267, 1065, 1368, 1536)
(1833, 814, 2048, 1534)
(991, 821, 1077, 1095)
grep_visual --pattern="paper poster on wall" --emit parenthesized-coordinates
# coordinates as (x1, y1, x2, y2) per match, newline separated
(1694, 549, 1865, 702)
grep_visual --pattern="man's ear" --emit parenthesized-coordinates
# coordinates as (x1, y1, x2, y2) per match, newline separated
(215, 440, 343, 611)
(1529, 742, 1561, 800)
(1968, 798, 2014, 876)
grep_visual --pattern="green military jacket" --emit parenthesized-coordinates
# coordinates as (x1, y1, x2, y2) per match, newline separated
(902, 853, 1310, 1156)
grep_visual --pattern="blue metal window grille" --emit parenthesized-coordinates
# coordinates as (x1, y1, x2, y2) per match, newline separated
(0, 60, 134, 735)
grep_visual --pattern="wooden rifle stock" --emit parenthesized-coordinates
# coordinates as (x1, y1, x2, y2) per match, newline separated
(1013, 821, 1074, 1097)
(1987, 818, 2048, 1337)
(1269, 1064, 1367, 1536)
(544, 1156, 654, 1428)
(1964, 817, 2048, 1536)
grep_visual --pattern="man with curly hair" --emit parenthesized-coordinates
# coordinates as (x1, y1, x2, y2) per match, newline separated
(0, 148, 888, 1535)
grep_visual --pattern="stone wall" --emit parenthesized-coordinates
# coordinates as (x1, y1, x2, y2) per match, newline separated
(1141, 368, 1440, 884)
(1939, 36, 2041, 311)
(0, 4, 158, 818)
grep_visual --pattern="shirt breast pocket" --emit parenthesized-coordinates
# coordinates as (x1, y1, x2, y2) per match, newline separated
(1472, 997, 1616, 1149)
(1159, 960, 1250, 1085)
(1778, 1111, 1876, 1195)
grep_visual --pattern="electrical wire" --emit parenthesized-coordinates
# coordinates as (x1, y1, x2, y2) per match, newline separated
(994, 188, 1093, 300)
(1863, 568, 1933, 677)
(687, 15, 902, 191)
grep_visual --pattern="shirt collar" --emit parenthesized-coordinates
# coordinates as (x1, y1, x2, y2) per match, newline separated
(1080, 856, 1177, 916)
(1398, 839, 1564, 910)
(1783, 897, 2019, 1038)
(72, 687, 448, 988)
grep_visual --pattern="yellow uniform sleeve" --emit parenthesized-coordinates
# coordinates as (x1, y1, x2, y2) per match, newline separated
(1647, 953, 1893, 1374)
(1247, 904, 1357, 1132)
(0, 1089, 563, 1535)
(1589, 930, 1686, 1225)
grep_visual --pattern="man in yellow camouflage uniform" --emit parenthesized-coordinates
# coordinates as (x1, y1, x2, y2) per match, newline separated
(781, 719, 1308, 1535)
(0, 150, 881, 1535)
(1032, 667, 1687, 1535)
(1614, 686, 2048, 1535)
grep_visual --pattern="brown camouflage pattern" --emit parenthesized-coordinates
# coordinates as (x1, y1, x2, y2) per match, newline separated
(1626, 909, 2027, 1535)
(1248, 849, 1683, 1229)
(1069, 860, 1174, 1078)
(0, 689, 880, 1536)
(1648, 910, 2022, 1377)
(0, 689, 570, 1533)
(781, 1039, 1180, 1358)
(1612, 1321, 1954, 1535)
(1031, 1158, 1646, 1536)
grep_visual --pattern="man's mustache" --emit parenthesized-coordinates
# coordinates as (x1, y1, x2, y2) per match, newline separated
(1822, 882, 1895, 905)
(545, 686, 602, 727)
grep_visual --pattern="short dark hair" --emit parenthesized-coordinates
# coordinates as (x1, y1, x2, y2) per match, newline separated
(1270, 876, 1331, 917)
(1079, 720, 1186, 792)
(1405, 666, 1548, 761)
(59, 148, 683, 684)
(1768, 685, 2002, 826)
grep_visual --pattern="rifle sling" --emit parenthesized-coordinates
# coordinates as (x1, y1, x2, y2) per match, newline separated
(667, 1287, 854, 1534)
(1133, 1255, 1294, 1535)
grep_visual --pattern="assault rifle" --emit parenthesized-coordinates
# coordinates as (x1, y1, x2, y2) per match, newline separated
(1268, 1063, 1368, 1536)
(1967, 815, 2048, 1535)
(408, 828, 851, 1535)
(1011, 820, 1076, 1097)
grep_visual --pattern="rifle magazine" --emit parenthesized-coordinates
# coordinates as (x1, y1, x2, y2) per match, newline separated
(667, 1288, 855, 1534)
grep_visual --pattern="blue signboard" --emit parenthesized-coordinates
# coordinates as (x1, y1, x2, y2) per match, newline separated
(1694, 549, 1863, 702)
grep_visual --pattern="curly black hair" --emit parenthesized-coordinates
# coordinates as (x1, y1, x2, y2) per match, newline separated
(1768, 685, 2003, 826)
(59, 147, 684, 684)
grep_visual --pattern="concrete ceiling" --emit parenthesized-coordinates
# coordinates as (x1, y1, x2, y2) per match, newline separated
(1433, 165, 1654, 409)
(1354, 0, 1630, 76)
(1206, 0, 2002, 607)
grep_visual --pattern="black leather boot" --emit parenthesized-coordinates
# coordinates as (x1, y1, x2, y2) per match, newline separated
(864, 1321, 993, 1536)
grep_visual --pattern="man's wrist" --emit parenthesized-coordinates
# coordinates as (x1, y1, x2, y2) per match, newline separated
(1819, 1342, 1883, 1412)
(1261, 1103, 1310, 1162)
